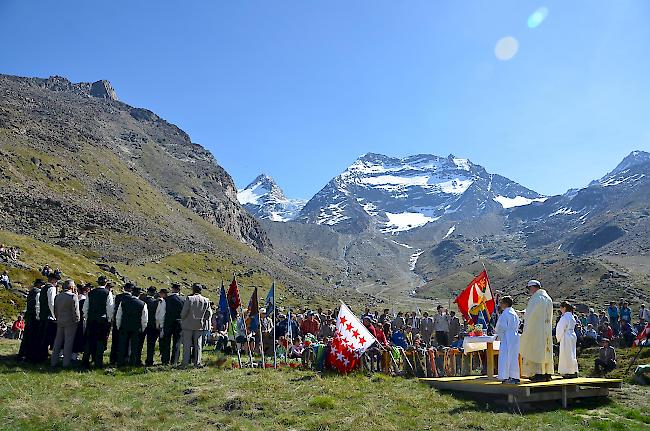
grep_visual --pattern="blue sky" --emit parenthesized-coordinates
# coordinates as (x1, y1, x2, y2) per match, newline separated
(1, 1, 649, 199)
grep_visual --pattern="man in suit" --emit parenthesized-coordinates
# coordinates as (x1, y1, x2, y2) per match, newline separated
(51, 280, 80, 367)
(110, 282, 133, 365)
(140, 286, 160, 366)
(181, 284, 212, 367)
(35, 272, 61, 363)
(18, 279, 43, 362)
(420, 312, 434, 347)
(157, 284, 185, 365)
(116, 287, 148, 366)
(82, 276, 114, 369)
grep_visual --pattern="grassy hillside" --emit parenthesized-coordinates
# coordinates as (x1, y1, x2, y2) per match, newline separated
(0, 229, 352, 320)
(0, 340, 648, 431)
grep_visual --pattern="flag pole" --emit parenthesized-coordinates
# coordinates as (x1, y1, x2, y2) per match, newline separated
(239, 304, 254, 368)
(272, 281, 277, 369)
(259, 287, 265, 368)
(234, 273, 254, 368)
(481, 261, 498, 319)
(286, 308, 292, 364)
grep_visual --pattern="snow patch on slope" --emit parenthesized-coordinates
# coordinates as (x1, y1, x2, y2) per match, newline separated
(409, 250, 424, 271)
(493, 195, 547, 209)
(383, 212, 436, 233)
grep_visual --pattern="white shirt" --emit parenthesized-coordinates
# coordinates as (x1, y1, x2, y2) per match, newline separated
(115, 296, 148, 332)
(82, 287, 115, 326)
(35, 284, 57, 321)
(433, 313, 449, 332)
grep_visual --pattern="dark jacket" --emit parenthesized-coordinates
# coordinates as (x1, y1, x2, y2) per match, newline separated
(143, 296, 159, 330)
(119, 294, 146, 333)
(163, 294, 185, 331)
(86, 287, 111, 323)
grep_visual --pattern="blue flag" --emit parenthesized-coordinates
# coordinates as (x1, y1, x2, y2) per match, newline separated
(265, 282, 275, 316)
(218, 281, 231, 328)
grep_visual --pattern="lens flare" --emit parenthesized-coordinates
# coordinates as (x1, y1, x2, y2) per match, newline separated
(494, 36, 519, 61)
(527, 6, 549, 29)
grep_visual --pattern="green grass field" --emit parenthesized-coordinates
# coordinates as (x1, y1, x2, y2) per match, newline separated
(0, 340, 648, 431)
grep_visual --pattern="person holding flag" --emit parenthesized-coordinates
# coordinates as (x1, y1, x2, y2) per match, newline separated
(264, 282, 276, 367)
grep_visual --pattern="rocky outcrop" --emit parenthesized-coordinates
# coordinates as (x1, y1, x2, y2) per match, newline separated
(8, 75, 120, 101)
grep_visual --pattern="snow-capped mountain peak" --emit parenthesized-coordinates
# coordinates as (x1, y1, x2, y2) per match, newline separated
(237, 174, 306, 222)
(297, 152, 543, 233)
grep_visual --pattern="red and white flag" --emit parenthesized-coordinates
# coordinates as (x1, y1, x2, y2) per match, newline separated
(329, 302, 377, 373)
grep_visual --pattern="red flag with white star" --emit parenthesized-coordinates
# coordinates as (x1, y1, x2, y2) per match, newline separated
(329, 302, 377, 373)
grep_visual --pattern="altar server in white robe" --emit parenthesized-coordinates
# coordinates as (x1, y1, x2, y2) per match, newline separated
(495, 296, 521, 384)
(556, 301, 579, 377)
(520, 280, 555, 382)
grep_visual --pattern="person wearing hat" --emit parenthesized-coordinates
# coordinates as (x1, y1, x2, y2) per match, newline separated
(139, 286, 161, 366)
(34, 271, 61, 363)
(520, 280, 555, 382)
(18, 279, 44, 362)
(180, 284, 211, 367)
(157, 283, 185, 365)
(110, 282, 134, 365)
(50, 279, 81, 368)
(72, 283, 91, 361)
(115, 287, 148, 366)
(82, 275, 114, 369)
(594, 338, 616, 375)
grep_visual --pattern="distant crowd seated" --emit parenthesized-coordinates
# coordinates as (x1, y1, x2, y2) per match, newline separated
(0, 244, 21, 261)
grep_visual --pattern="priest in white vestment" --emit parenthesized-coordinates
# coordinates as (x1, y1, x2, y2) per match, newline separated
(520, 280, 554, 381)
(494, 296, 521, 384)
(556, 301, 579, 377)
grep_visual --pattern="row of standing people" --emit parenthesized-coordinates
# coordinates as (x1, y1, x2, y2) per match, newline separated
(18, 273, 212, 368)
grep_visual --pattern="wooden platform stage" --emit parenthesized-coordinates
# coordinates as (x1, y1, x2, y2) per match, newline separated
(420, 376, 622, 408)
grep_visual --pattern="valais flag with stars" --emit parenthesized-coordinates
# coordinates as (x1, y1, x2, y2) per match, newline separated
(330, 302, 377, 373)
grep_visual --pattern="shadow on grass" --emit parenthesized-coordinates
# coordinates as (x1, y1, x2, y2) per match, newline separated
(0, 353, 196, 376)
(439, 389, 614, 415)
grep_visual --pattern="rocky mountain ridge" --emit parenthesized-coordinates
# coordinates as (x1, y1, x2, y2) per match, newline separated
(295, 152, 544, 234)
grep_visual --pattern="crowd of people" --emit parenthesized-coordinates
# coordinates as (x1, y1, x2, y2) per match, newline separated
(16, 271, 212, 369)
(0, 244, 21, 262)
(5, 266, 649, 381)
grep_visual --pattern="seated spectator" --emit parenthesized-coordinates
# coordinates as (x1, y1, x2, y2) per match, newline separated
(318, 317, 336, 340)
(594, 338, 616, 375)
(587, 308, 599, 328)
(0, 271, 11, 289)
(12, 315, 25, 339)
(41, 265, 52, 277)
(451, 332, 464, 349)
(584, 324, 598, 347)
(620, 320, 637, 348)
(391, 327, 408, 349)
(288, 337, 304, 360)
(8, 247, 19, 260)
(300, 311, 320, 337)
(599, 323, 613, 341)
